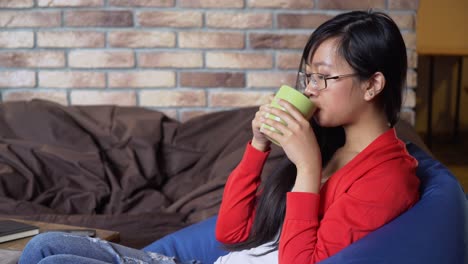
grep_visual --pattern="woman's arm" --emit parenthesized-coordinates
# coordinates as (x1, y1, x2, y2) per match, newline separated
(215, 142, 270, 244)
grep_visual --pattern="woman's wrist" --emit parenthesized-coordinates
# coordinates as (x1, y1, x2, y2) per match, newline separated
(292, 167, 321, 194)
(251, 138, 270, 152)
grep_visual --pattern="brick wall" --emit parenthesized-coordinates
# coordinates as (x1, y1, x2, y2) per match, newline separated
(0, 0, 418, 123)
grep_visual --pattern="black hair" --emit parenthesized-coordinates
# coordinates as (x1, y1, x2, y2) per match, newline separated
(224, 10, 407, 254)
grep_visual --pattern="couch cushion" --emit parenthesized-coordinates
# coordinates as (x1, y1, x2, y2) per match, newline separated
(142, 216, 227, 264)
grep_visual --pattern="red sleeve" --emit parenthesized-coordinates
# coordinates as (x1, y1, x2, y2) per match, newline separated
(279, 158, 420, 264)
(215, 142, 270, 244)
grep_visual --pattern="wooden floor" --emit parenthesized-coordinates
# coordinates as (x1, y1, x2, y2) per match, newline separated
(429, 133, 468, 192)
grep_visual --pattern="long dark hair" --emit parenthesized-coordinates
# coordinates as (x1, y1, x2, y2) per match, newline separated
(224, 10, 407, 253)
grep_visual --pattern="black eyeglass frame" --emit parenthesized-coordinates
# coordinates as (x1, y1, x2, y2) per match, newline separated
(298, 72, 359, 91)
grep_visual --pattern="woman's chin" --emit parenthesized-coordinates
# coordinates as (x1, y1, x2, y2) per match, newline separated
(313, 111, 333, 128)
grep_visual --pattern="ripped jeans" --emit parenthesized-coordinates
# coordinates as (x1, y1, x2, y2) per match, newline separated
(18, 232, 200, 264)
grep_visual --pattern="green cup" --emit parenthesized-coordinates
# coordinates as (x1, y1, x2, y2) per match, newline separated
(262, 85, 315, 146)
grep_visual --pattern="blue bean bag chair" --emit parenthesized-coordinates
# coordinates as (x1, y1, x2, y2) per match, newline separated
(143, 143, 468, 264)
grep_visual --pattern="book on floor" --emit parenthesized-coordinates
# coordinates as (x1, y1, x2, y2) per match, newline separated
(0, 220, 39, 243)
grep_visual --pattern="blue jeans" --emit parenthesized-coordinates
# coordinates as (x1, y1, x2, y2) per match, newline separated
(18, 232, 200, 264)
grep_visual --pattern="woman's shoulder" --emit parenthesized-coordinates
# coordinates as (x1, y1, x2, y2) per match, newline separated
(358, 157, 420, 210)
(363, 128, 418, 171)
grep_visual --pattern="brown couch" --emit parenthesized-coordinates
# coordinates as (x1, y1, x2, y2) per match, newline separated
(0, 99, 428, 249)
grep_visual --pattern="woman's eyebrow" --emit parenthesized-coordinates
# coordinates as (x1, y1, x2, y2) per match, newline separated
(308, 61, 332, 67)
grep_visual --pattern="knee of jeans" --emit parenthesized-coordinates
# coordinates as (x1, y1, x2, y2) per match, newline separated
(26, 232, 65, 249)
(19, 232, 68, 264)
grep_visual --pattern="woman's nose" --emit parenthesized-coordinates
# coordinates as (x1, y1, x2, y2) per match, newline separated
(303, 83, 318, 97)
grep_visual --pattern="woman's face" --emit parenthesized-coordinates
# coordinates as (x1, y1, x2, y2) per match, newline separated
(304, 38, 367, 127)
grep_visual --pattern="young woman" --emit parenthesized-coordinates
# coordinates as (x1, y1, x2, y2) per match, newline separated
(18, 10, 419, 264)
(214, 10, 420, 264)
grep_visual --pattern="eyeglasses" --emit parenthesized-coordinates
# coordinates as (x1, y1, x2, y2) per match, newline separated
(298, 72, 359, 91)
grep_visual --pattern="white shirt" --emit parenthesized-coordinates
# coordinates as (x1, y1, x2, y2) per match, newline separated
(214, 240, 278, 264)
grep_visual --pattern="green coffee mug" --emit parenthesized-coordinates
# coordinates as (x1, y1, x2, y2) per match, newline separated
(262, 85, 315, 146)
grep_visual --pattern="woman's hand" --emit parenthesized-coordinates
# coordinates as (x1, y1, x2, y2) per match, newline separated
(260, 99, 322, 193)
(251, 104, 273, 152)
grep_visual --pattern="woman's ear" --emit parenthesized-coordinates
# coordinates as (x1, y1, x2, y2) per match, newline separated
(364, 72, 385, 101)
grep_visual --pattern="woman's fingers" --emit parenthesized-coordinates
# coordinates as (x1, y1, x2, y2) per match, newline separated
(268, 94, 275, 102)
(259, 120, 281, 142)
(255, 97, 307, 144)
(252, 104, 275, 144)
(254, 105, 270, 125)
(265, 108, 299, 133)
(276, 99, 305, 122)
(259, 98, 312, 144)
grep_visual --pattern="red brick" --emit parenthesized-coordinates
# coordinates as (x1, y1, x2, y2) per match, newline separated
(69, 50, 134, 68)
(109, 71, 176, 88)
(250, 33, 309, 49)
(138, 11, 202, 28)
(180, 72, 245, 88)
(0, 0, 33, 8)
(206, 52, 273, 69)
(407, 49, 417, 68)
(0, 71, 35, 88)
(389, 0, 419, 10)
(206, 12, 272, 29)
(277, 52, 302, 70)
(406, 69, 417, 88)
(139, 52, 203, 68)
(37, 31, 105, 48)
(403, 88, 416, 107)
(65, 11, 133, 27)
(316, 0, 385, 9)
(38, 0, 103, 7)
(140, 90, 206, 107)
(0, 31, 33, 48)
(71, 91, 136, 106)
(247, 72, 297, 88)
(402, 32, 416, 50)
(3, 91, 68, 105)
(0, 11, 61, 28)
(109, 0, 174, 7)
(389, 13, 415, 30)
(210, 91, 272, 107)
(109, 31, 175, 48)
(179, 32, 244, 49)
(248, 0, 313, 9)
(39, 71, 105, 88)
(179, 0, 243, 8)
(278, 13, 333, 29)
(157, 109, 178, 120)
(0, 51, 65, 68)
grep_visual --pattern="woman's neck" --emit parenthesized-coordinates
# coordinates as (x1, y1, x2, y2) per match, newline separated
(342, 111, 390, 153)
